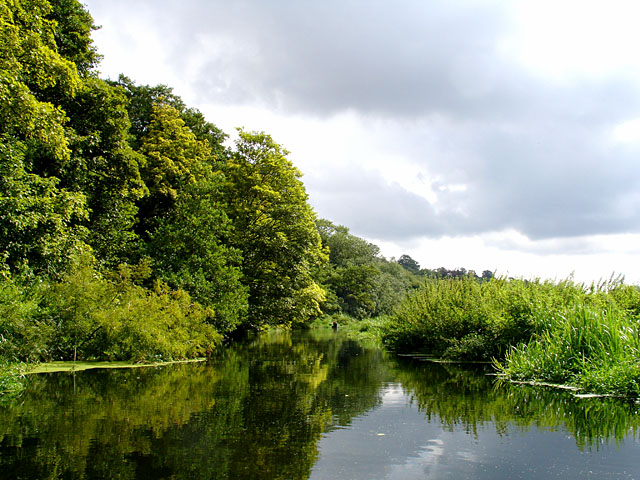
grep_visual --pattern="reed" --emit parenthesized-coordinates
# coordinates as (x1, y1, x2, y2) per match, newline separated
(498, 304, 640, 396)
(380, 275, 640, 395)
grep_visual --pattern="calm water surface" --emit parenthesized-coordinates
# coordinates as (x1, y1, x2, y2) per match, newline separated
(1, 330, 639, 479)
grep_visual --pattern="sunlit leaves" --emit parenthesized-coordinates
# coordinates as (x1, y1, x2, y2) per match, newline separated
(148, 171, 248, 333)
(0, 138, 88, 275)
(140, 104, 210, 201)
(0, 0, 80, 160)
(225, 130, 327, 327)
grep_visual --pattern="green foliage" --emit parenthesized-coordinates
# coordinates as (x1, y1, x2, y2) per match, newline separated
(225, 130, 327, 327)
(47, 0, 101, 75)
(0, 361, 26, 399)
(44, 256, 222, 361)
(316, 219, 380, 267)
(499, 302, 640, 396)
(0, 139, 89, 275)
(136, 103, 213, 242)
(382, 276, 590, 359)
(58, 77, 146, 265)
(0, 0, 79, 161)
(314, 219, 420, 319)
(113, 76, 228, 158)
(0, 255, 222, 363)
(148, 171, 248, 333)
(139, 104, 210, 199)
(0, 273, 48, 362)
(397, 254, 420, 273)
(382, 275, 640, 395)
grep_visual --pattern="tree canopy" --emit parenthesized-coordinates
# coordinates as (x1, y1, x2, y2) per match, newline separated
(224, 130, 327, 328)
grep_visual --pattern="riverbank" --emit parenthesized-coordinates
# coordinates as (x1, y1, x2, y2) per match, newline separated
(25, 358, 207, 374)
(312, 276, 640, 397)
(377, 276, 640, 397)
(0, 358, 209, 400)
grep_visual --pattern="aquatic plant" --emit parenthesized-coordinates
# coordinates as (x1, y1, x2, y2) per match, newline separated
(380, 275, 640, 395)
(498, 304, 640, 396)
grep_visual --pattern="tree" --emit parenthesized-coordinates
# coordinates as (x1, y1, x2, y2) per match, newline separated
(397, 254, 420, 274)
(0, 0, 80, 162)
(482, 270, 494, 281)
(0, 0, 90, 275)
(136, 103, 212, 237)
(57, 77, 146, 265)
(0, 139, 88, 275)
(113, 76, 228, 160)
(147, 170, 248, 333)
(224, 130, 327, 327)
(316, 219, 380, 267)
(314, 220, 421, 318)
(48, 0, 101, 75)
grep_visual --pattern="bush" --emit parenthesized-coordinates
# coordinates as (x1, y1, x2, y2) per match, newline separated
(381, 276, 547, 359)
(0, 255, 222, 364)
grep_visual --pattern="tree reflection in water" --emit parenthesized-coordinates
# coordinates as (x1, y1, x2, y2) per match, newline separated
(0, 330, 638, 479)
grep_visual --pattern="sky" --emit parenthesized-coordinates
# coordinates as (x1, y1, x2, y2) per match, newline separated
(83, 0, 640, 284)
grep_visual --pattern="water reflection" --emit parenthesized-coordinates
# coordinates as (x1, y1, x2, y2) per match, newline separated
(392, 356, 640, 448)
(0, 330, 638, 479)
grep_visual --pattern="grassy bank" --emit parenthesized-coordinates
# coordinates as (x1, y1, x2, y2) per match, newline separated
(378, 276, 640, 396)
(496, 304, 640, 396)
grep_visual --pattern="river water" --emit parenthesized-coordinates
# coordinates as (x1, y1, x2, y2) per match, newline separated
(1, 329, 639, 479)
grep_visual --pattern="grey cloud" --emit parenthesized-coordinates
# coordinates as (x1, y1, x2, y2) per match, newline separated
(458, 122, 640, 239)
(90, 0, 640, 244)
(306, 122, 640, 243)
(150, 0, 519, 118)
(308, 167, 446, 240)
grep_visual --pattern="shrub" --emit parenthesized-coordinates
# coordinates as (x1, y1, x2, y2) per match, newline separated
(1, 255, 222, 364)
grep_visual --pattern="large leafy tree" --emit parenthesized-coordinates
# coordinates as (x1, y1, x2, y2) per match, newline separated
(113, 76, 228, 160)
(2, 0, 145, 269)
(136, 103, 211, 237)
(48, 0, 101, 75)
(135, 104, 247, 331)
(0, 0, 79, 161)
(0, 140, 88, 275)
(397, 254, 420, 274)
(225, 130, 327, 328)
(58, 77, 146, 265)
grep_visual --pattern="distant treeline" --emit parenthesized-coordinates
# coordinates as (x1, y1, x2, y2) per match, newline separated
(395, 254, 494, 281)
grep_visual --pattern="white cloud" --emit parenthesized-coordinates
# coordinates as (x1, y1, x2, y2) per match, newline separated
(612, 118, 640, 143)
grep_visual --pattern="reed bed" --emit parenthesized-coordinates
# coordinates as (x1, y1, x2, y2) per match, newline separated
(380, 276, 640, 396)
(498, 305, 640, 396)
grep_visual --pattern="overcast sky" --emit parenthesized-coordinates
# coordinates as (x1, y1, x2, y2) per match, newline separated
(84, 0, 640, 283)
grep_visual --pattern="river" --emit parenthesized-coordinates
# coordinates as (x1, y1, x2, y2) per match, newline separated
(1, 329, 639, 479)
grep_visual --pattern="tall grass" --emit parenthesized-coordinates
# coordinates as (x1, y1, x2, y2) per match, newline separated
(381, 276, 579, 359)
(498, 305, 640, 396)
(380, 275, 640, 395)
